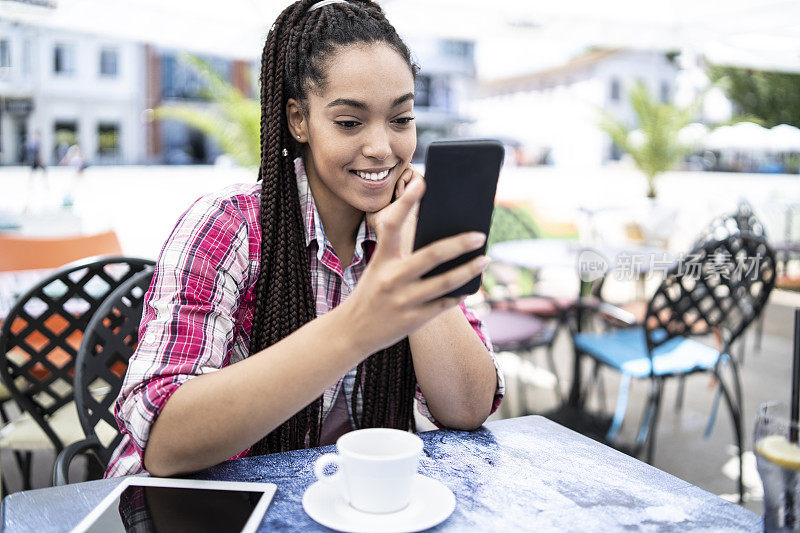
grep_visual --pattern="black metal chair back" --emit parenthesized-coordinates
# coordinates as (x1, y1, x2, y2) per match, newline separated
(0, 257, 155, 451)
(644, 232, 776, 359)
(74, 268, 154, 465)
(694, 199, 767, 248)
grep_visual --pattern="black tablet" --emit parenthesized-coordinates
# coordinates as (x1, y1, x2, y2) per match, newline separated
(414, 139, 504, 296)
(71, 477, 277, 533)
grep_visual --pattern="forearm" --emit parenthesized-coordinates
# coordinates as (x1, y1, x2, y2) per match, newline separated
(409, 306, 497, 430)
(144, 308, 365, 476)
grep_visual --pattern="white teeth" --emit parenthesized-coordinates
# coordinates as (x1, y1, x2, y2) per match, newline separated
(355, 169, 390, 181)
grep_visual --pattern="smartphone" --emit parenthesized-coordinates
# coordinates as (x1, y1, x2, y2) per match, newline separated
(413, 139, 504, 296)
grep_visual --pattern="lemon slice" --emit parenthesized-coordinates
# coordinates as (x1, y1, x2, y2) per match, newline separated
(756, 435, 800, 470)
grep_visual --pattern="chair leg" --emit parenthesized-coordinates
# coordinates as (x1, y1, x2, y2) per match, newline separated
(754, 314, 764, 353)
(645, 380, 664, 464)
(545, 344, 563, 404)
(675, 376, 686, 411)
(19, 451, 32, 491)
(635, 379, 663, 463)
(596, 370, 607, 414)
(0, 401, 10, 424)
(716, 370, 745, 503)
(738, 337, 748, 367)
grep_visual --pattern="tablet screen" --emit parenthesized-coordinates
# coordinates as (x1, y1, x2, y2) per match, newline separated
(81, 485, 267, 533)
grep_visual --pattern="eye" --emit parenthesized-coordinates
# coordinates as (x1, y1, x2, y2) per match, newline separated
(392, 117, 415, 126)
(334, 120, 361, 129)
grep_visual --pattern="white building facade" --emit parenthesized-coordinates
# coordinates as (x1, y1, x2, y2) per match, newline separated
(467, 49, 681, 168)
(0, 18, 146, 166)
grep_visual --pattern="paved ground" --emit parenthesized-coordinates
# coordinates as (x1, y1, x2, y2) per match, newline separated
(0, 162, 799, 516)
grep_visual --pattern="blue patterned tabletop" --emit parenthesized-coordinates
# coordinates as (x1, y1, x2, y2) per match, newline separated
(2, 415, 760, 531)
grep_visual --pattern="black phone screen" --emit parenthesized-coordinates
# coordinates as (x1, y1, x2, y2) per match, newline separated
(413, 139, 504, 296)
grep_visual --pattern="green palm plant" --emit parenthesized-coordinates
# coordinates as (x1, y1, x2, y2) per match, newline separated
(154, 54, 261, 168)
(597, 80, 702, 199)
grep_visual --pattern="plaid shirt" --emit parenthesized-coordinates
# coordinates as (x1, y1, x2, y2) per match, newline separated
(105, 157, 504, 478)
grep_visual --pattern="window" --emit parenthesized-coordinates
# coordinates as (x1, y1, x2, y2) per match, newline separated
(0, 40, 10, 69)
(53, 121, 78, 163)
(54, 43, 75, 75)
(440, 40, 472, 58)
(414, 75, 432, 108)
(660, 80, 670, 103)
(97, 122, 120, 158)
(609, 77, 620, 102)
(100, 48, 118, 77)
(609, 142, 623, 161)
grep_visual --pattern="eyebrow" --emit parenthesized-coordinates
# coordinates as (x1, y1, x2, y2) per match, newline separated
(326, 92, 415, 110)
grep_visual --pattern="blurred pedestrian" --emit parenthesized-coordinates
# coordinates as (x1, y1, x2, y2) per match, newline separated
(59, 143, 88, 207)
(24, 131, 48, 213)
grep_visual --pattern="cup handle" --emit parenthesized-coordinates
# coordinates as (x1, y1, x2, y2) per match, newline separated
(313, 453, 350, 503)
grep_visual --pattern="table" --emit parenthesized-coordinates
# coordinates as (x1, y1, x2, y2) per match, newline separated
(2, 416, 760, 532)
(489, 238, 673, 278)
(488, 239, 674, 407)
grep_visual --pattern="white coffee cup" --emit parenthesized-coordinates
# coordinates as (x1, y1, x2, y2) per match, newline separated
(313, 428, 424, 514)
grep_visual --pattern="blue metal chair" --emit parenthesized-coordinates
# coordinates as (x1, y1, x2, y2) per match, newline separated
(571, 231, 775, 502)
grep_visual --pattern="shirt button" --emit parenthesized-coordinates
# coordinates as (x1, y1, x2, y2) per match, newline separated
(145, 333, 156, 344)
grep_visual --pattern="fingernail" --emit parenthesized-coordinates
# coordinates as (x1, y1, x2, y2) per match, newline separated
(471, 232, 487, 245)
(476, 255, 491, 269)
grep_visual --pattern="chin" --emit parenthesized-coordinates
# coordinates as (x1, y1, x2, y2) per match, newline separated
(359, 197, 392, 214)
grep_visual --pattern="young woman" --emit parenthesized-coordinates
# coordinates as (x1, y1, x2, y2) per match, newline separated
(106, 0, 504, 478)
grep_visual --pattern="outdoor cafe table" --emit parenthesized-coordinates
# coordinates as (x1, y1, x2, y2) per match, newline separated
(2, 416, 759, 531)
(488, 239, 674, 408)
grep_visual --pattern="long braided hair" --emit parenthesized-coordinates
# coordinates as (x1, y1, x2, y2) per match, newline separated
(249, 0, 421, 456)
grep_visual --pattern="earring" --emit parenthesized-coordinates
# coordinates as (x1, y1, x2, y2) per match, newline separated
(282, 148, 288, 157)
(297, 135, 301, 140)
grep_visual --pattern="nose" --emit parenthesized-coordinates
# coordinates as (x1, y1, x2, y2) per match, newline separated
(361, 124, 391, 161)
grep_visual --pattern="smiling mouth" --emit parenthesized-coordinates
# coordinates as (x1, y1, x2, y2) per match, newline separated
(350, 165, 395, 182)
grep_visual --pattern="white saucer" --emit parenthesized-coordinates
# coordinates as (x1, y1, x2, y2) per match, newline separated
(302, 473, 456, 533)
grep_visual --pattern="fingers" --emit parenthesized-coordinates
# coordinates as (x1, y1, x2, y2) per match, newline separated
(371, 175, 426, 259)
(401, 231, 487, 280)
(394, 166, 421, 201)
(406, 254, 490, 304)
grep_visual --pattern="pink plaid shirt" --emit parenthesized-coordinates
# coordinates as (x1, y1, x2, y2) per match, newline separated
(105, 157, 504, 478)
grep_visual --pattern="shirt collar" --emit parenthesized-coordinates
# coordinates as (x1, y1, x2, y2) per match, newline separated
(294, 157, 377, 263)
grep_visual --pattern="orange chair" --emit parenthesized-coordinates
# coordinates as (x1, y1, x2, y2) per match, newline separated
(0, 230, 122, 272)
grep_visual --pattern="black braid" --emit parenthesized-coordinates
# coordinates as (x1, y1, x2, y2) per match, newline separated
(249, 0, 420, 456)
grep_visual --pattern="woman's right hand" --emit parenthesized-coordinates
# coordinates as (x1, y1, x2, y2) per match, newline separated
(340, 174, 490, 357)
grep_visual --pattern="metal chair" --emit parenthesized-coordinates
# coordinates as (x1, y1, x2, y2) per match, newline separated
(53, 268, 154, 485)
(0, 256, 154, 489)
(570, 231, 775, 502)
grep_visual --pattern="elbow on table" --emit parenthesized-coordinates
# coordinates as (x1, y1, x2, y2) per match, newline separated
(144, 446, 182, 478)
(143, 438, 201, 478)
(434, 404, 492, 432)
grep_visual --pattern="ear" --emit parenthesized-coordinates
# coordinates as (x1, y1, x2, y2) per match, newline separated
(286, 98, 308, 143)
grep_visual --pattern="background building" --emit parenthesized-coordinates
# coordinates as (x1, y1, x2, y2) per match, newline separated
(0, 18, 146, 166)
(403, 36, 477, 162)
(467, 48, 681, 168)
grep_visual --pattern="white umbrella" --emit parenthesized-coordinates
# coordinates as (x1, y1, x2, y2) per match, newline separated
(769, 124, 800, 153)
(704, 122, 771, 151)
(678, 122, 709, 147)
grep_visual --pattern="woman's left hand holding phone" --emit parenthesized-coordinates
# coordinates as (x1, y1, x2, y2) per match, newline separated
(344, 166, 489, 357)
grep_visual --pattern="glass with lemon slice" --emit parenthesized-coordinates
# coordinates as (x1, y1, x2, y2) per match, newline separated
(755, 402, 800, 532)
